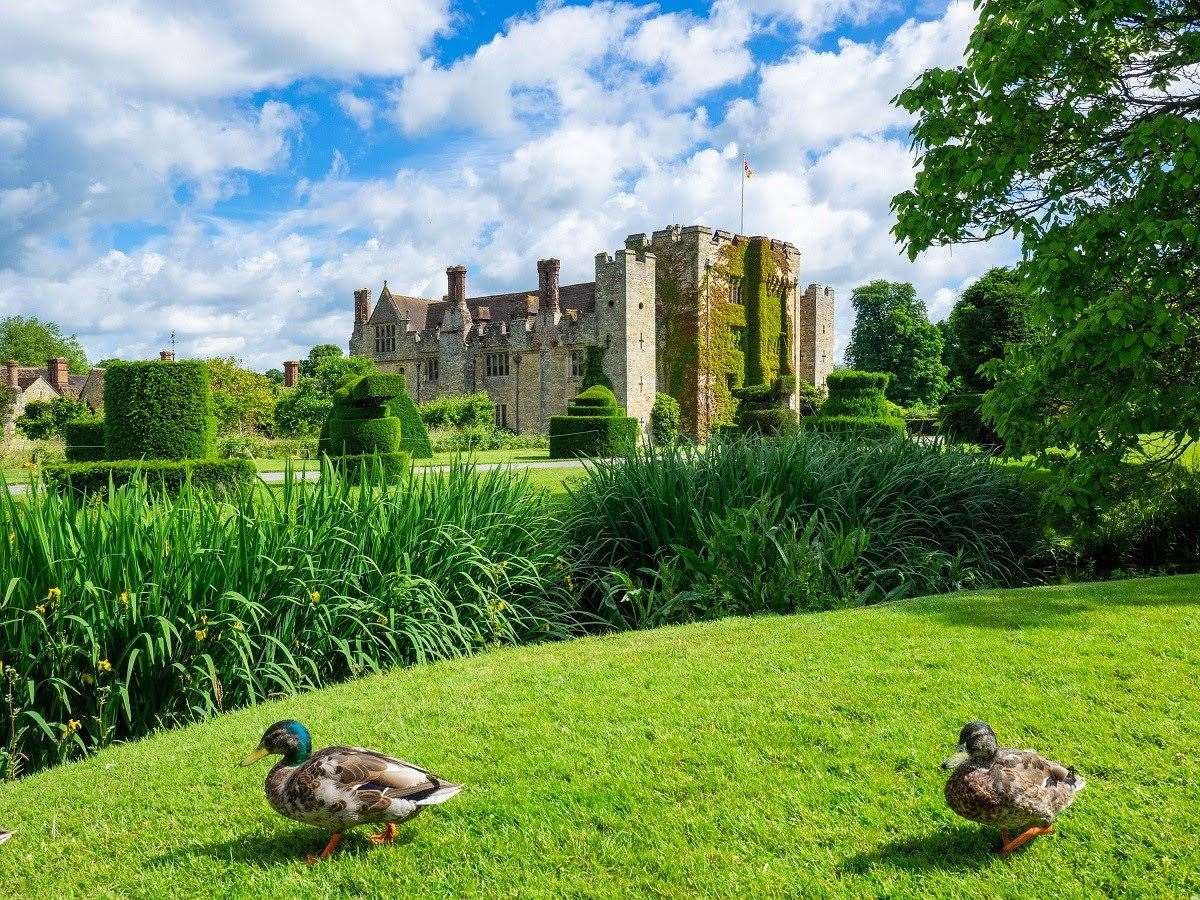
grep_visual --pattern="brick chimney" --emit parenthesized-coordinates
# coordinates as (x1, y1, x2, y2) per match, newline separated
(47, 357, 68, 390)
(283, 360, 300, 388)
(5, 360, 18, 391)
(159, 349, 175, 361)
(537, 258, 560, 313)
(446, 265, 467, 307)
(354, 288, 371, 325)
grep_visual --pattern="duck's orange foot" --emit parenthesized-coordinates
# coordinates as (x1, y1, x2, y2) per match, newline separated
(1000, 825, 1053, 855)
(370, 823, 397, 845)
(304, 832, 343, 864)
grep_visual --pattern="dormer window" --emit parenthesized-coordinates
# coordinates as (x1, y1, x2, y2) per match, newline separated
(375, 323, 397, 354)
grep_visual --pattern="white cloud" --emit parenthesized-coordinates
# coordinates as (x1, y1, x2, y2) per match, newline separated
(729, 0, 976, 154)
(337, 91, 376, 129)
(0, 0, 1015, 371)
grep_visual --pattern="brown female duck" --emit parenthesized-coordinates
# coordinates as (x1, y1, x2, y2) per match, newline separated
(943, 721, 1084, 854)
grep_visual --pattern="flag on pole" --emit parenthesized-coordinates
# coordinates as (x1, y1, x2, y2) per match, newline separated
(743, 158, 753, 179)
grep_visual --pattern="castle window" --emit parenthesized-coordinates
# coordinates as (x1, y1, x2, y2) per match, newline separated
(375, 324, 397, 354)
(484, 352, 509, 378)
(570, 349, 584, 379)
(728, 276, 743, 306)
(494, 403, 509, 429)
(423, 357, 439, 382)
(730, 326, 745, 352)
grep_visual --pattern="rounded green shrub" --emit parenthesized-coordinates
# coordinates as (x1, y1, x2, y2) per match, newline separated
(319, 372, 431, 461)
(43, 458, 255, 497)
(804, 415, 906, 440)
(103, 360, 216, 460)
(567, 384, 620, 416)
(62, 418, 107, 462)
(740, 408, 799, 436)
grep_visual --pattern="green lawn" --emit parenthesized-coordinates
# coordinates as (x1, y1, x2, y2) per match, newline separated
(1, 576, 1196, 898)
(252, 447, 552, 472)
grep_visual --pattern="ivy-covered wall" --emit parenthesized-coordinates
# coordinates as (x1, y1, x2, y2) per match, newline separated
(649, 230, 796, 438)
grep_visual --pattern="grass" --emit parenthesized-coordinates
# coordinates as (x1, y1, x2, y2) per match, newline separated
(252, 447, 552, 472)
(1, 575, 1196, 898)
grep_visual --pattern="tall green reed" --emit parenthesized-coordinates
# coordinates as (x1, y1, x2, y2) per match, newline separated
(0, 459, 574, 778)
(565, 434, 1047, 627)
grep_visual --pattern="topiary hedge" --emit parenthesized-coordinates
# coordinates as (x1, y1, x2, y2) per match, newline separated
(42, 458, 256, 497)
(550, 385, 639, 458)
(326, 451, 411, 480)
(805, 370, 905, 440)
(650, 392, 681, 446)
(62, 418, 107, 462)
(103, 360, 216, 460)
(733, 375, 801, 436)
(319, 372, 432, 463)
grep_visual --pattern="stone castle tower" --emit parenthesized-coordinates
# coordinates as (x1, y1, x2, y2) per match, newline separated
(349, 224, 833, 439)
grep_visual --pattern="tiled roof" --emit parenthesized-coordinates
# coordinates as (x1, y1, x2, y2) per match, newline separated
(10, 366, 104, 404)
(368, 281, 597, 332)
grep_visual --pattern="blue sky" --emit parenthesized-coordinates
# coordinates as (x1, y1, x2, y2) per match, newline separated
(0, 0, 1014, 369)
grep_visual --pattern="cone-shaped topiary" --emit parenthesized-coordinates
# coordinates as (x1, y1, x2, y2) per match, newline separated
(550, 385, 639, 458)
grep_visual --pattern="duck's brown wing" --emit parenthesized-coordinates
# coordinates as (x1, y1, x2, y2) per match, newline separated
(992, 750, 1083, 823)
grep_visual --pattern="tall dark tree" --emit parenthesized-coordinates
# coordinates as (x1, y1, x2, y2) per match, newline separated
(892, 1, 1200, 490)
(845, 280, 947, 407)
(0, 316, 89, 373)
(945, 268, 1036, 392)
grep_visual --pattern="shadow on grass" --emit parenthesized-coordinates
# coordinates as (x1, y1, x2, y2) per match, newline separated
(147, 826, 416, 869)
(918, 577, 1200, 631)
(838, 825, 998, 876)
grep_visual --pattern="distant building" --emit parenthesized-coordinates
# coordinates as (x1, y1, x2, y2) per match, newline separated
(348, 224, 834, 438)
(3, 358, 105, 435)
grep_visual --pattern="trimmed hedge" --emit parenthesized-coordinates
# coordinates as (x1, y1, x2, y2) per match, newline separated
(939, 392, 1002, 448)
(103, 360, 216, 460)
(326, 451, 411, 480)
(804, 414, 906, 440)
(650, 392, 681, 446)
(62, 418, 107, 462)
(806, 370, 905, 441)
(567, 385, 620, 416)
(549, 415, 639, 458)
(42, 458, 256, 497)
(319, 372, 432, 460)
(740, 408, 799, 436)
(818, 370, 892, 418)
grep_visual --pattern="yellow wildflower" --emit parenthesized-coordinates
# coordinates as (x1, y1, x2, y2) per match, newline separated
(310, 590, 321, 604)
(62, 719, 81, 735)
(22, 460, 35, 470)
(98, 659, 112, 673)
(118, 590, 130, 605)
(497, 600, 509, 612)
(82, 674, 95, 686)
(47, 587, 62, 601)
(194, 628, 207, 642)
(34, 604, 46, 616)
(232, 620, 244, 632)
(376, 614, 387, 625)
(565, 574, 574, 590)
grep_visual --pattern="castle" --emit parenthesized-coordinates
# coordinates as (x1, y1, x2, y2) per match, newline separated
(348, 225, 835, 439)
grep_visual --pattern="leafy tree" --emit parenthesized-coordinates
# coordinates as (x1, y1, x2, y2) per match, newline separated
(15, 396, 89, 440)
(650, 393, 682, 445)
(944, 268, 1037, 392)
(273, 349, 376, 436)
(205, 358, 277, 436)
(300, 344, 344, 378)
(95, 358, 122, 369)
(264, 368, 284, 387)
(0, 317, 89, 374)
(892, 1, 1200, 493)
(845, 281, 947, 407)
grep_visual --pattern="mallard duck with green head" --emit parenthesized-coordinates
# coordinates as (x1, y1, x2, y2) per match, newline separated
(241, 720, 462, 862)
(942, 721, 1084, 854)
